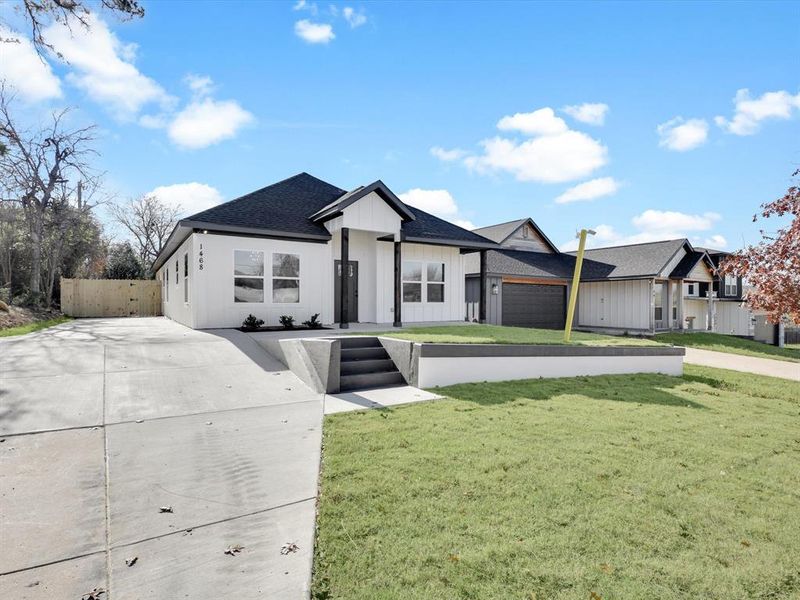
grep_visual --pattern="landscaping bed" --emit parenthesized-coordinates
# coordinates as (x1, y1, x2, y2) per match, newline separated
(0, 303, 70, 337)
(654, 331, 800, 363)
(376, 324, 661, 347)
(238, 325, 332, 333)
(312, 366, 800, 599)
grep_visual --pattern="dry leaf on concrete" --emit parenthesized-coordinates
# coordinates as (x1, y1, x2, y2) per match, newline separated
(224, 544, 245, 556)
(280, 542, 300, 555)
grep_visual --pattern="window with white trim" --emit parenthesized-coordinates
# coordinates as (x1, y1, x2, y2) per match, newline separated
(234, 250, 264, 303)
(175, 260, 179, 285)
(165, 267, 169, 302)
(724, 275, 737, 297)
(272, 253, 300, 303)
(183, 253, 189, 303)
(686, 282, 697, 296)
(402, 261, 444, 303)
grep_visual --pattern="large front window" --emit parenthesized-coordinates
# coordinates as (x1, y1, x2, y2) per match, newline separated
(272, 253, 300, 303)
(402, 261, 445, 303)
(234, 250, 264, 303)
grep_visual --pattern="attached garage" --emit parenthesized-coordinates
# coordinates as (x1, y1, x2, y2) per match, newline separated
(501, 281, 566, 329)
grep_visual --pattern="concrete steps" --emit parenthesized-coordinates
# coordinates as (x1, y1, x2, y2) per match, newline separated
(339, 337, 405, 391)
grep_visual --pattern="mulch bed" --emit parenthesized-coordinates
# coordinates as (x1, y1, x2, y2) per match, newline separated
(238, 326, 332, 333)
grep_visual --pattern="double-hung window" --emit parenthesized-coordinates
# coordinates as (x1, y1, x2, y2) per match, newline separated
(402, 261, 445, 303)
(724, 275, 737, 297)
(183, 253, 189, 303)
(272, 253, 300, 303)
(234, 250, 264, 303)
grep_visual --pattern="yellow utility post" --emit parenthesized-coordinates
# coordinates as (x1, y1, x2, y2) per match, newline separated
(564, 228, 595, 343)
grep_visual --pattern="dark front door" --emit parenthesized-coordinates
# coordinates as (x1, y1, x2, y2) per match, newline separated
(334, 260, 359, 323)
(502, 282, 566, 329)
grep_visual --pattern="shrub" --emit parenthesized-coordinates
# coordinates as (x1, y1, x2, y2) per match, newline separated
(279, 315, 295, 329)
(242, 314, 265, 330)
(302, 313, 323, 329)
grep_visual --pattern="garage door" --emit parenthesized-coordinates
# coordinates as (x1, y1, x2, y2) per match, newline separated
(502, 283, 566, 329)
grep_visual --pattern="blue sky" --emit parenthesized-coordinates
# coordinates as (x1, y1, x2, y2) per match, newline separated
(3, 1, 799, 250)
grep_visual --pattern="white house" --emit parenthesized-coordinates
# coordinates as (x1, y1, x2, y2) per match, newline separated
(153, 173, 497, 329)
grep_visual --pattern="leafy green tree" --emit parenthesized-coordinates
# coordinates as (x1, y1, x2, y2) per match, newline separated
(104, 242, 145, 280)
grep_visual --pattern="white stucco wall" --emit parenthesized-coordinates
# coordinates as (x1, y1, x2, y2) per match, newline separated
(577, 279, 651, 330)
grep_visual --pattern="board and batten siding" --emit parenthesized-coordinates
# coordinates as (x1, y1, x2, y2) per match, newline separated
(158, 234, 194, 328)
(465, 275, 501, 323)
(716, 302, 753, 335)
(500, 222, 554, 253)
(686, 260, 713, 282)
(577, 280, 651, 330)
(188, 232, 332, 329)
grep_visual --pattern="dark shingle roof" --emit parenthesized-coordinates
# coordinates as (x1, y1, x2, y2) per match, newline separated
(185, 173, 344, 238)
(571, 239, 688, 279)
(669, 251, 712, 279)
(466, 249, 577, 278)
(472, 219, 528, 243)
(173, 172, 495, 249)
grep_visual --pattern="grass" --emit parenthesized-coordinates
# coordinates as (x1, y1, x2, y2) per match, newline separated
(312, 366, 800, 599)
(654, 331, 800, 363)
(374, 324, 661, 347)
(0, 316, 72, 337)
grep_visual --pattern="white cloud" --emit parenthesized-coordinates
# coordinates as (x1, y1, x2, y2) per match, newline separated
(0, 29, 62, 102)
(464, 130, 608, 183)
(43, 13, 172, 118)
(555, 177, 620, 204)
(497, 107, 568, 136)
(657, 117, 709, 151)
(559, 210, 724, 251)
(715, 88, 800, 135)
(702, 234, 727, 249)
(398, 188, 474, 230)
(167, 98, 254, 149)
(294, 19, 335, 43)
(632, 209, 720, 232)
(343, 7, 367, 28)
(293, 0, 318, 13)
(430, 146, 467, 162)
(453, 106, 608, 183)
(184, 74, 214, 97)
(147, 182, 224, 217)
(562, 103, 609, 126)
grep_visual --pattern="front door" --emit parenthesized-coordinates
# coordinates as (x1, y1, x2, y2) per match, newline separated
(334, 260, 359, 323)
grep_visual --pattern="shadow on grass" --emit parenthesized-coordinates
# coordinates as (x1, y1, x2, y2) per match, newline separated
(434, 372, 708, 409)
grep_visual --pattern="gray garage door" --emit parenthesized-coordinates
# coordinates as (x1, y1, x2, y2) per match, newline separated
(502, 283, 566, 329)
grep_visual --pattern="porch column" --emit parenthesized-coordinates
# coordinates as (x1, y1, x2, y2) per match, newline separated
(665, 279, 673, 329)
(479, 250, 487, 324)
(393, 240, 402, 327)
(339, 227, 349, 329)
(676, 279, 685, 330)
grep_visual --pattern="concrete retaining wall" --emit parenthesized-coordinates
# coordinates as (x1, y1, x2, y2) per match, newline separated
(413, 343, 685, 388)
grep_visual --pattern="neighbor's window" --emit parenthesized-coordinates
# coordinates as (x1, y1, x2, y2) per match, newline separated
(175, 260, 179, 284)
(183, 253, 189, 303)
(165, 267, 169, 301)
(427, 262, 445, 303)
(234, 250, 264, 303)
(687, 282, 696, 296)
(724, 275, 737, 296)
(402, 261, 422, 302)
(272, 253, 300, 303)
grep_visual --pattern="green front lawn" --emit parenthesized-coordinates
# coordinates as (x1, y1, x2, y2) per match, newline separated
(0, 316, 72, 337)
(654, 331, 800, 363)
(313, 366, 800, 599)
(376, 324, 660, 346)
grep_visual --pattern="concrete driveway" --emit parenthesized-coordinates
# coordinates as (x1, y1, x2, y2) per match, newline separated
(1, 318, 324, 599)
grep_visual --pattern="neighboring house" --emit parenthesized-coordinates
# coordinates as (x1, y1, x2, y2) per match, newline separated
(152, 173, 496, 329)
(695, 247, 754, 336)
(466, 217, 723, 334)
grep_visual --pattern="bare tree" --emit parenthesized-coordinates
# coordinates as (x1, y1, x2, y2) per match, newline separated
(0, 88, 96, 301)
(109, 194, 181, 274)
(3, 0, 144, 57)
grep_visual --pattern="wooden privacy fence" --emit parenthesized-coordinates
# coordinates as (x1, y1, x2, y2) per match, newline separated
(60, 278, 162, 318)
